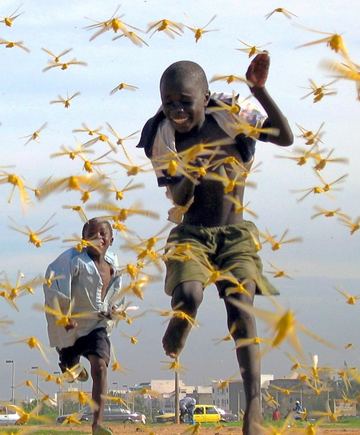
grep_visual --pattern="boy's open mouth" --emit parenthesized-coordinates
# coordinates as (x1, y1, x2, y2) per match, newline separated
(171, 116, 189, 125)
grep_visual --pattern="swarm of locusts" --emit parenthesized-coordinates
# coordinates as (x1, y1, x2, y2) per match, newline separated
(0, 4, 359, 433)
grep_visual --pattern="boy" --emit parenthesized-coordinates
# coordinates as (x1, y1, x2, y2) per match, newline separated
(137, 53, 293, 435)
(43, 218, 123, 435)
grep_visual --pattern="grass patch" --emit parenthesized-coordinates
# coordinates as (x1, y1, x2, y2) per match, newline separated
(150, 417, 360, 429)
(262, 416, 360, 429)
(310, 416, 360, 428)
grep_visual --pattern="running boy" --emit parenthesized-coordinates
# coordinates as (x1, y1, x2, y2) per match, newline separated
(43, 218, 123, 435)
(137, 52, 293, 435)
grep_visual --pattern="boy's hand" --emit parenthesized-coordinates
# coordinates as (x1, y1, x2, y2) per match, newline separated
(65, 319, 78, 331)
(188, 157, 209, 180)
(246, 52, 269, 89)
(99, 310, 113, 320)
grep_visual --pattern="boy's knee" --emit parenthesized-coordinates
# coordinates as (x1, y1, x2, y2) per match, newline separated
(89, 356, 107, 377)
(224, 280, 256, 305)
(172, 281, 203, 313)
(229, 318, 254, 339)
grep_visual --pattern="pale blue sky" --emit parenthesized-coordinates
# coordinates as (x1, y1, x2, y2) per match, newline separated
(0, 0, 359, 401)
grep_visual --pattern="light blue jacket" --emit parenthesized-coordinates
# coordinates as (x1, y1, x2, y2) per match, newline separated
(43, 248, 123, 348)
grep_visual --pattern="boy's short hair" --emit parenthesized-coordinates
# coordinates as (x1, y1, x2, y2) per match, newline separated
(82, 218, 113, 238)
(160, 60, 209, 93)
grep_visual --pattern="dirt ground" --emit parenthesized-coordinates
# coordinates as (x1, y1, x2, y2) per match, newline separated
(106, 426, 360, 434)
(52, 423, 360, 434)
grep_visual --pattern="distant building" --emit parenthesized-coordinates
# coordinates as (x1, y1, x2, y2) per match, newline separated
(266, 378, 304, 416)
(193, 385, 212, 405)
(133, 379, 187, 395)
(212, 374, 274, 414)
(128, 380, 213, 413)
(333, 399, 356, 417)
(160, 385, 215, 412)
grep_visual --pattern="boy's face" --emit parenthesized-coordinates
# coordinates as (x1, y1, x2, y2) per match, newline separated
(83, 220, 113, 256)
(160, 77, 210, 133)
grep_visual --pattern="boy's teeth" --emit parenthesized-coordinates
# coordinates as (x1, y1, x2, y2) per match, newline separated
(173, 118, 188, 124)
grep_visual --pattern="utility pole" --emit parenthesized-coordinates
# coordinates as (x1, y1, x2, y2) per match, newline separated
(53, 371, 62, 417)
(31, 366, 39, 407)
(5, 360, 15, 404)
(175, 357, 180, 424)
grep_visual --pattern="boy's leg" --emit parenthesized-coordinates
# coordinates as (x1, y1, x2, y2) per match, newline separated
(88, 354, 109, 434)
(57, 346, 81, 378)
(162, 280, 203, 358)
(222, 280, 262, 435)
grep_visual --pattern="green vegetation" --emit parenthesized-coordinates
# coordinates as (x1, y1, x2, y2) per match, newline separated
(262, 415, 360, 429)
(148, 416, 360, 429)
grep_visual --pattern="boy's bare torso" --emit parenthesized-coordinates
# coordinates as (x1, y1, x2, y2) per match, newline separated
(176, 115, 251, 227)
(93, 259, 113, 301)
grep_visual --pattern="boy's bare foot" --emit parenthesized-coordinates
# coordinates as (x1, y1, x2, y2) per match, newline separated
(162, 317, 192, 358)
(242, 398, 262, 435)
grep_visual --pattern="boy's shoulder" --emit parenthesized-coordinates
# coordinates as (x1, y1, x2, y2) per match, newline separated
(209, 92, 267, 126)
(136, 93, 267, 159)
(72, 249, 121, 274)
(46, 248, 90, 281)
(47, 247, 79, 270)
(105, 250, 120, 271)
(44, 249, 121, 296)
(136, 109, 166, 158)
(50, 248, 120, 271)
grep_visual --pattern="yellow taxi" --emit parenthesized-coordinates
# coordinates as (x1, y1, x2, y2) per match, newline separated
(193, 405, 221, 423)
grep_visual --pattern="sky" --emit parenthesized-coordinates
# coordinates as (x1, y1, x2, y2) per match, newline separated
(0, 0, 359, 403)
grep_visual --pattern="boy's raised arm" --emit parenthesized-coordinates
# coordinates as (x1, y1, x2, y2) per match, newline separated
(246, 52, 294, 146)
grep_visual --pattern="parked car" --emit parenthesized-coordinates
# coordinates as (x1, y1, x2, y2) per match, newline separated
(155, 412, 176, 423)
(57, 405, 146, 424)
(56, 412, 88, 424)
(216, 407, 238, 422)
(193, 404, 221, 424)
(0, 406, 20, 426)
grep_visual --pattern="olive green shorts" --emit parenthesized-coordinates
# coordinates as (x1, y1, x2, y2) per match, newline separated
(164, 220, 278, 298)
